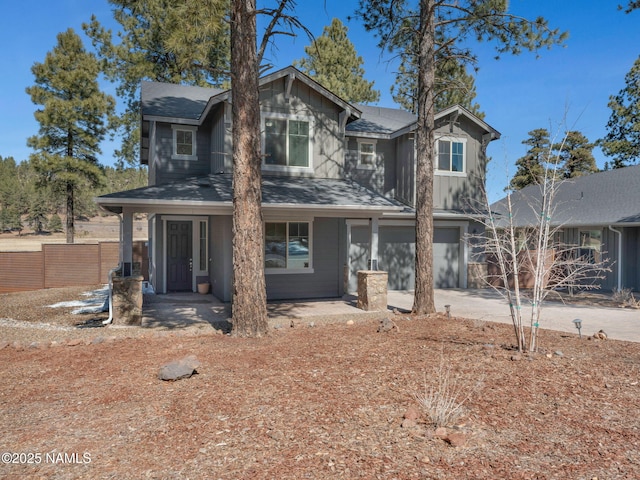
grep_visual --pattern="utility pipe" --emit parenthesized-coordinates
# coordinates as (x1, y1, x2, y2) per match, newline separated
(102, 264, 121, 325)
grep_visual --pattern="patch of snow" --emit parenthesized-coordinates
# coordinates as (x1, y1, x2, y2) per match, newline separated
(48, 285, 109, 315)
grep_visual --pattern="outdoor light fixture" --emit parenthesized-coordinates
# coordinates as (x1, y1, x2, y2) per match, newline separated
(572, 318, 583, 339)
(445, 304, 451, 319)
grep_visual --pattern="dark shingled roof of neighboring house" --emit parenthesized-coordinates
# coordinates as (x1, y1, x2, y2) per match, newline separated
(491, 165, 640, 227)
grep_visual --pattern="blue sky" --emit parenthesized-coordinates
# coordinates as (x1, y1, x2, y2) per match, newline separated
(1, 1, 638, 201)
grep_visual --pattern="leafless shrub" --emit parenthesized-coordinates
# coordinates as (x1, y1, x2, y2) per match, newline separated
(612, 286, 632, 302)
(414, 350, 483, 427)
(613, 287, 640, 308)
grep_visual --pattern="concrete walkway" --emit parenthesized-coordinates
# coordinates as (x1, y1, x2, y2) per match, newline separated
(141, 289, 640, 343)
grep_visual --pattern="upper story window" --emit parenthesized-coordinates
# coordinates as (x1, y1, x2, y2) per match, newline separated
(436, 137, 466, 175)
(263, 115, 312, 170)
(172, 125, 197, 160)
(357, 139, 377, 169)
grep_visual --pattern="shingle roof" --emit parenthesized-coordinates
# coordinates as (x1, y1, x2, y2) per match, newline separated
(347, 105, 417, 135)
(98, 175, 407, 213)
(491, 165, 640, 227)
(141, 81, 222, 120)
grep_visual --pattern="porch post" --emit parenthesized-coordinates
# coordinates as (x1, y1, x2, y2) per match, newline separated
(461, 223, 469, 288)
(122, 208, 134, 276)
(370, 216, 379, 270)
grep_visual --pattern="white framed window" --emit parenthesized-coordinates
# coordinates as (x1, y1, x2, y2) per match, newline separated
(579, 229, 602, 263)
(264, 220, 313, 273)
(262, 115, 312, 170)
(357, 139, 377, 169)
(171, 125, 197, 160)
(436, 137, 466, 175)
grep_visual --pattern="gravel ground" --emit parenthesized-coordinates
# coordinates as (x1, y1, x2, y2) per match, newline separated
(0, 286, 210, 347)
(2, 307, 640, 479)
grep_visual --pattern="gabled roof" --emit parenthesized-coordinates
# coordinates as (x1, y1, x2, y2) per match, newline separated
(435, 104, 501, 140)
(491, 165, 640, 227)
(141, 81, 223, 120)
(139, 67, 500, 140)
(347, 103, 501, 140)
(199, 66, 361, 123)
(141, 66, 362, 126)
(347, 105, 417, 136)
(97, 174, 406, 216)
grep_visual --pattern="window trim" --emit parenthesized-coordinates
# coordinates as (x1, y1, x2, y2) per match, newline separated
(435, 136, 467, 177)
(171, 125, 198, 160)
(356, 139, 377, 170)
(261, 113, 313, 173)
(264, 219, 314, 275)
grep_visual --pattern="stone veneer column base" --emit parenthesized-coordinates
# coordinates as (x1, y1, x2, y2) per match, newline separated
(356, 270, 388, 312)
(111, 275, 144, 326)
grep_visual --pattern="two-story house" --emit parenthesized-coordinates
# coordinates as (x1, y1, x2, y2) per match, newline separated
(97, 66, 500, 301)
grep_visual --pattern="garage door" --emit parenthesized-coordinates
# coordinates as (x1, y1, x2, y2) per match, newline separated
(379, 226, 415, 290)
(433, 227, 459, 288)
(348, 225, 460, 292)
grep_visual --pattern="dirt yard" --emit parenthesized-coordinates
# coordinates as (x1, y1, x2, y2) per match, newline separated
(0, 215, 147, 252)
(1, 286, 639, 479)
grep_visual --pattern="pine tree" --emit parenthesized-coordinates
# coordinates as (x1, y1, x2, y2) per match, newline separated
(599, 56, 640, 168)
(26, 28, 115, 243)
(48, 213, 63, 233)
(510, 129, 551, 190)
(355, 0, 566, 315)
(555, 131, 597, 179)
(390, 29, 484, 117)
(294, 18, 380, 104)
(83, 0, 229, 166)
(229, 0, 306, 337)
(26, 196, 49, 234)
(0, 156, 19, 211)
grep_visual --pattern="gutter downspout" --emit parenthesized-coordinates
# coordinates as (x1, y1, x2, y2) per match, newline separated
(608, 225, 623, 289)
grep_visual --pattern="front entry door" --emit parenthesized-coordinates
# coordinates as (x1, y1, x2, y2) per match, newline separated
(167, 221, 192, 291)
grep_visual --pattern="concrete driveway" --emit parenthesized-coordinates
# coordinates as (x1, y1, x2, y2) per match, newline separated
(389, 289, 640, 343)
(141, 289, 639, 343)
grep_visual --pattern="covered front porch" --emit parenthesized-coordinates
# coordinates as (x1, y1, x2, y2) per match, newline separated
(97, 174, 408, 304)
(140, 290, 404, 332)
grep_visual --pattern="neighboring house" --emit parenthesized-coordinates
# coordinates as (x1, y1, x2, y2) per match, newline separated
(97, 66, 500, 301)
(491, 165, 640, 292)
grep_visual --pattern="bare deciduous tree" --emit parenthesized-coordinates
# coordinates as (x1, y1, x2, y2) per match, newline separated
(476, 132, 609, 352)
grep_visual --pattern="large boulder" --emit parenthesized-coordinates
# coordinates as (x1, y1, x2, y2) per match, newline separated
(158, 355, 201, 381)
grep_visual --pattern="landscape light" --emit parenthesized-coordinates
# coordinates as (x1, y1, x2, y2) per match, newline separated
(572, 318, 582, 339)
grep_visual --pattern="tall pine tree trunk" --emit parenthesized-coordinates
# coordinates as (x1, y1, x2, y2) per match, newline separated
(230, 0, 269, 337)
(412, 0, 436, 315)
(66, 182, 74, 244)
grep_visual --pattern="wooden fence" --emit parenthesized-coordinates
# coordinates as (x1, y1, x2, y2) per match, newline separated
(486, 249, 555, 289)
(0, 241, 148, 294)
